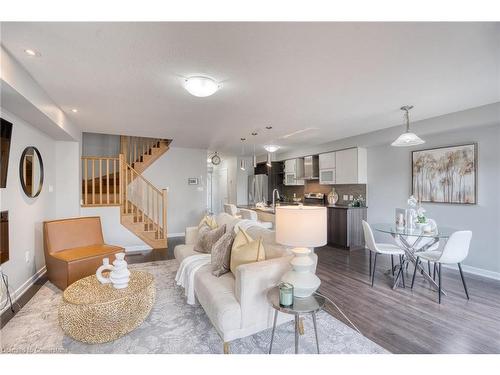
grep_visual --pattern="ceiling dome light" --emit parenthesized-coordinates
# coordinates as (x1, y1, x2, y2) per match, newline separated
(391, 105, 425, 147)
(184, 76, 220, 97)
(71, 108, 78, 113)
(264, 145, 280, 153)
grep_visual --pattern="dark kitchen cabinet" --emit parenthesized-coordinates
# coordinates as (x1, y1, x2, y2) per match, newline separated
(254, 161, 284, 203)
(327, 207, 367, 250)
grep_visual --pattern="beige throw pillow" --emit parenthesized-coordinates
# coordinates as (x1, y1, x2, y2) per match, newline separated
(232, 227, 253, 249)
(198, 215, 218, 230)
(211, 231, 235, 277)
(230, 229, 266, 273)
(194, 224, 226, 253)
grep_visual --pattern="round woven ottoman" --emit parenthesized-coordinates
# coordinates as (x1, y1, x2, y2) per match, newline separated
(59, 270, 155, 344)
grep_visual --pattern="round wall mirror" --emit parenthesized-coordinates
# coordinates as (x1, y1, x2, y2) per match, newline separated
(19, 146, 44, 198)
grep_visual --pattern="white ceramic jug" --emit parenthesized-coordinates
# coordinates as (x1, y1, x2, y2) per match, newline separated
(96, 253, 131, 289)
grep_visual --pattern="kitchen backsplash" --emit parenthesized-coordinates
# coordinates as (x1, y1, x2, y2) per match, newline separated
(282, 182, 367, 206)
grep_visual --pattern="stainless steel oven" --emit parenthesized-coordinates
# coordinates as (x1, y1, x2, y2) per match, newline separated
(303, 192, 326, 206)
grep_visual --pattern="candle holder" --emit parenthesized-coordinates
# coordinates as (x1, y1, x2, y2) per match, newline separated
(279, 282, 294, 307)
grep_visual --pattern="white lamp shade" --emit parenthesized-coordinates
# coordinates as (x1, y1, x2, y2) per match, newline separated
(275, 206, 327, 248)
(391, 132, 425, 147)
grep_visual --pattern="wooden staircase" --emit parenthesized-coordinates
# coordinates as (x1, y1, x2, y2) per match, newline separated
(81, 136, 171, 249)
(121, 136, 170, 174)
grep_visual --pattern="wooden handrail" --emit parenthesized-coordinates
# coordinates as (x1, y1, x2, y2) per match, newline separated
(123, 161, 163, 195)
(81, 156, 120, 160)
(120, 135, 169, 166)
(121, 155, 167, 238)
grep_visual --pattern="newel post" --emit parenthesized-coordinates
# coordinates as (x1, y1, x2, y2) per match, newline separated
(162, 188, 168, 244)
(119, 154, 124, 206)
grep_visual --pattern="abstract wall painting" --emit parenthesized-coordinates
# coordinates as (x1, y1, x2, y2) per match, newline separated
(412, 144, 477, 204)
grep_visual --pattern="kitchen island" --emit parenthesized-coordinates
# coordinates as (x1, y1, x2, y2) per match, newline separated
(238, 204, 367, 250)
(326, 205, 367, 250)
(237, 204, 276, 225)
(237, 202, 315, 225)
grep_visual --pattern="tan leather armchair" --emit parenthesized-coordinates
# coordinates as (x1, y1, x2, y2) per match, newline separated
(43, 216, 123, 290)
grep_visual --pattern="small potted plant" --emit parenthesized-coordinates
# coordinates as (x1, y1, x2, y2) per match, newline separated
(349, 195, 365, 207)
(415, 205, 427, 230)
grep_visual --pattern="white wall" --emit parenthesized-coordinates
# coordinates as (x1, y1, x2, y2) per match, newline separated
(82, 133, 120, 157)
(55, 140, 81, 218)
(225, 156, 238, 205)
(236, 156, 254, 205)
(142, 146, 207, 235)
(80, 206, 150, 251)
(276, 103, 500, 277)
(0, 110, 57, 307)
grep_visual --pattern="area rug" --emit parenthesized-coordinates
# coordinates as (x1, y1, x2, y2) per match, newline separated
(0, 260, 388, 354)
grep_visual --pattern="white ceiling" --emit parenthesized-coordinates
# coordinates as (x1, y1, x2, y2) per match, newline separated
(1, 22, 499, 154)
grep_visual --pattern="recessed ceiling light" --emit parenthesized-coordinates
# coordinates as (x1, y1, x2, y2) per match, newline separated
(24, 49, 40, 57)
(184, 76, 220, 97)
(71, 109, 78, 113)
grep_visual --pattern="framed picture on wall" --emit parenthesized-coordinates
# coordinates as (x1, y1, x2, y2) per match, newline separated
(411, 143, 477, 204)
(188, 177, 199, 185)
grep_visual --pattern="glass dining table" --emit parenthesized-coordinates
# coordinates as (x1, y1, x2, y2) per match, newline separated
(371, 223, 457, 294)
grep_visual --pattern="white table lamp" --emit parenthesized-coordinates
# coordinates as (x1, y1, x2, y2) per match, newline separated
(275, 206, 327, 297)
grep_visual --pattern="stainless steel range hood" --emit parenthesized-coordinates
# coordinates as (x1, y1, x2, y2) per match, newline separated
(301, 155, 319, 180)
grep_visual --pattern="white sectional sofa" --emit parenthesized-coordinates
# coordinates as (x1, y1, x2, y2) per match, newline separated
(173, 212, 318, 352)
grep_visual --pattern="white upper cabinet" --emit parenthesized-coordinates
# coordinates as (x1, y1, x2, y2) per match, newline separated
(319, 152, 336, 184)
(283, 158, 305, 185)
(335, 147, 367, 184)
(319, 152, 336, 170)
(284, 159, 295, 173)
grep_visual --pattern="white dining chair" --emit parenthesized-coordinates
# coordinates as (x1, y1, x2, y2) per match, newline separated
(411, 230, 472, 304)
(362, 221, 406, 287)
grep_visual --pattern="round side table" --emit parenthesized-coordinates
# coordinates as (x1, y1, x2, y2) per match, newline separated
(59, 270, 155, 344)
(267, 286, 325, 354)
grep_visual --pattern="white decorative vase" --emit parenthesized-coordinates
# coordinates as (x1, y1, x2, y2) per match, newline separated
(281, 247, 321, 298)
(96, 253, 131, 289)
(327, 188, 339, 205)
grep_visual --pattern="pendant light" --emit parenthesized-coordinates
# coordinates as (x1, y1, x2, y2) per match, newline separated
(239, 138, 246, 171)
(264, 125, 278, 167)
(251, 132, 258, 168)
(391, 105, 425, 147)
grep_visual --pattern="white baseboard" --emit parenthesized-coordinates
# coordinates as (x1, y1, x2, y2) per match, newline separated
(1, 266, 47, 315)
(124, 245, 152, 253)
(167, 232, 184, 238)
(443, 263, 500, 281)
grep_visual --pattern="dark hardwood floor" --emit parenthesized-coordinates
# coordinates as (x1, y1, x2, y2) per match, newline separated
(315, 246, 500, 354)
(124, 239, 500, 353)
(3, 237, 500, 353)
